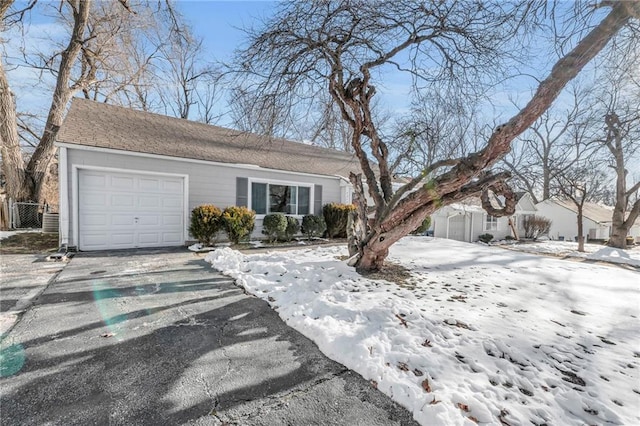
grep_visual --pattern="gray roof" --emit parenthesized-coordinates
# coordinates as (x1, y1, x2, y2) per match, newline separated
(550, 198, 640, 225)
(57, 98, 362, 179)
(551, 199, 613, 223)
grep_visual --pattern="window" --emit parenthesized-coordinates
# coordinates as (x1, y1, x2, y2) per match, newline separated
(251, 182, 311, 215)
(485, 215, 498, 231)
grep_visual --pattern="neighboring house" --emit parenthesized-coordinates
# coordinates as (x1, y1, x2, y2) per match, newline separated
(535, 199, 612, 241)
(56, 98, 362, 251)
(431, 192, 537, 242)
(536, 198, 640, 243)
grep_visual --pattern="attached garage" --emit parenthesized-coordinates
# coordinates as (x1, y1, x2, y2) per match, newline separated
(76, 168, 186, 251)
(447, 214, 467, 242)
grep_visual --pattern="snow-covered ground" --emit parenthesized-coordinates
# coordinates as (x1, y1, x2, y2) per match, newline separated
(205, 237, 639, 426)
(503, 240, 640, 267)
(0, 230, 32, 241)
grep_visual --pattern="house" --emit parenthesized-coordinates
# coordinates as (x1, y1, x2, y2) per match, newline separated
(536, 198, 640, 243)
(431, 192, 537, 242)
(56, 98, 362, 251)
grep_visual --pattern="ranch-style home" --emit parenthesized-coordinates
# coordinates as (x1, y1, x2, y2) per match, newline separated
(430, 192, 538, 242)
(56, 98, 362, 251)
(535, 198, 640, 243)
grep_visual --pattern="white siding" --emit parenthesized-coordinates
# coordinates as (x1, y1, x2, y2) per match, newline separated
(535, 200, 603, 241)
(64, 148, 343, 247)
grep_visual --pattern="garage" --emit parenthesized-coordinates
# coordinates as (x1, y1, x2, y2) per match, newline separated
(447, 214, 467, 242)
(77, 169, 185, 251)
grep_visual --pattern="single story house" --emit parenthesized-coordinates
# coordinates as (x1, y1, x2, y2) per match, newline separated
(56, 98, 362, 251)
(431, 192, 537, 242)
(536, 198, 640, 242)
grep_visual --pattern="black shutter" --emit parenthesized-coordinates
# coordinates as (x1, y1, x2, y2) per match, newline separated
(314, 184, 323, 215)
(236, 177, 248, 207)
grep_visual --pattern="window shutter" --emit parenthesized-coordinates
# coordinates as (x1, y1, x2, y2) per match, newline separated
(314, 184, 323, 215)
(236, 177, 248, 207)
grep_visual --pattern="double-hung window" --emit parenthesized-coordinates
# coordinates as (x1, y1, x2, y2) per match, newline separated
(485, 215, 498, 231)
(251, 182, 311, 215)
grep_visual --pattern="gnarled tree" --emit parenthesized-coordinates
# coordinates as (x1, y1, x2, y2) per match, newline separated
(235, 0, 639, 271)
(603, 110, 640, 248)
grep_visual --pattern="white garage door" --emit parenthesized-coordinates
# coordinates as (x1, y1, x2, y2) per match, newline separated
(448, 215, 467, 242)
(78, 169, 185, 250)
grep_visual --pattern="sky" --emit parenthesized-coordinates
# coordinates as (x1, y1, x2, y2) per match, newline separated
(3, 0, 638, 178)
(4, 0, 541, 124)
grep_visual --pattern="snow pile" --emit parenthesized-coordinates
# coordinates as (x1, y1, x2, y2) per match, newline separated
(205, 238, 640, 425)
(507, 240, 640, 267)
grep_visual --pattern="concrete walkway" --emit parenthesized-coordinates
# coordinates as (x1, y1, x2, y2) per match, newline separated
(0, 254, 67, 337)
(0, 248, 417, 425)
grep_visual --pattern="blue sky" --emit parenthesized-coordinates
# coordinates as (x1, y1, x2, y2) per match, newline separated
(4, 0, 548, 125)
(178, 0, 277, 62)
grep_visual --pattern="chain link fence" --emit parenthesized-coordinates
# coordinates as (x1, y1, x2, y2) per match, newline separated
(7, 200, 58, 229)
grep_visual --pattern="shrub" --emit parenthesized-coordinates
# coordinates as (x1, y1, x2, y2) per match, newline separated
(262, 213, 287, 243)
(523, 215, 552, 239)
(301, 214, 326, 241)
(323, 203, 357, 238)
(189, 204, 222, 246)
(626, 236, 635, 246)
(505, 235, 516, 241)
(478, 233, 494, 244)
(222, 206, 255, 244)
(411, 216, 432, 235)
(281, 216, 300, 242)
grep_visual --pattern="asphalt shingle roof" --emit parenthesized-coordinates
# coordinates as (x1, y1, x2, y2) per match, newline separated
(57, 98, 362, 179)
(551, 199, 614, 223)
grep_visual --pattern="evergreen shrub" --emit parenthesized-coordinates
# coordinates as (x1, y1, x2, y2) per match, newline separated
(323, 203, 357, 238)
(262, 213, 287, 243)
(301, 214, 326, 241)
(282, 216, 300, 242)
(189, 204, 222, 246)
(222, 206, 255, 244)
(478, 233, 494, 244)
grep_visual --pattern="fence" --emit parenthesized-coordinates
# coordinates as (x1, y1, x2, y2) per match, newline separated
(5, 199, 58, 230)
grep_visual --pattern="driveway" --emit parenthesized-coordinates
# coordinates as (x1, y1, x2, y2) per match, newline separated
(0, 254, 66, 337)
(0, 248, 417, 425)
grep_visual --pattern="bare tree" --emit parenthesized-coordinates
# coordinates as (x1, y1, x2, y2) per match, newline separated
(391, 90, 481, 177)
(235, 0, 640, 271)
(195, 73, 224, 124)
(602, 106, 640, 248)
(305, 91, 354, 151)
(229, 87, 292, 137)
(1, 0, 219, 203)
(155, 21, 217, 120)
(2, 0, 92, 203)
(553, 163, 608, 252)
(502, 85, 591, 203)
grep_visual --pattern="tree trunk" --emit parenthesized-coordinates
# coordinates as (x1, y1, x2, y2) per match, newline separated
(354, 211, 425, 272)
(508, 217, 519, 240)
(542, 160, 550, 201)
(608, 225, 627, 249)
(609, 205, 627, 249)
(609, 199, 640, 249)
(577, 208, 585, 252)
(2, 0, 91, 203)
(0, 60, 31, 201)
(25, 0, 91, 203)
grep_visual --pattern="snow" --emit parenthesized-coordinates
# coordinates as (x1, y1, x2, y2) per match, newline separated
(204, 237, 640, 426)
(0, 230, 32, 241)
(504, 240, 640, 267)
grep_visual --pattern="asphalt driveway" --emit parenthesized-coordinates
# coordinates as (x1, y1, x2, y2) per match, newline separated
(0, 248, 417, 425)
